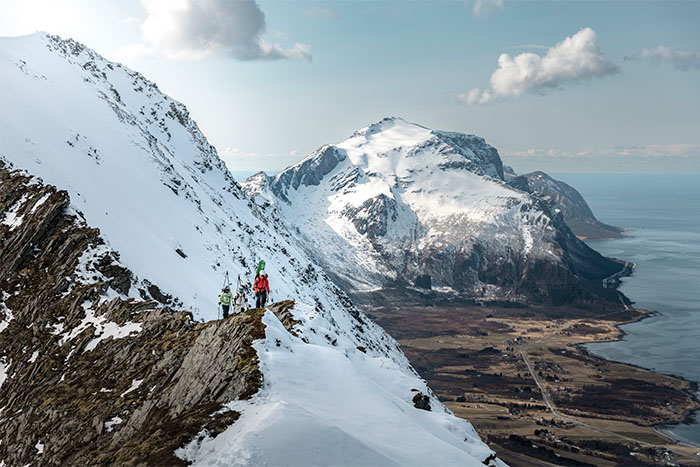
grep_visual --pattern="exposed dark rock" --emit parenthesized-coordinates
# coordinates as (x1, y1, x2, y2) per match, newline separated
(145, 280, 173, 305)
(508, 171, 625, 240)
(271, 145, 346, 203)
(432, 130, 505, 180)
(344, 194, 399, 239)
(267, 300, 301, 336)
(0, 168, 265, 465)
(414, 274, 431, 290)
(502, 165, 517, 177)
(412, 392, 431, 411)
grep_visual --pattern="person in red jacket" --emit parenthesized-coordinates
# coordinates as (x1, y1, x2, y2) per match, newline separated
(254, 270, 270, 308)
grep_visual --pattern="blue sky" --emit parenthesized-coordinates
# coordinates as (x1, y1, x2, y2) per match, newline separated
(1, 0, 699, 174)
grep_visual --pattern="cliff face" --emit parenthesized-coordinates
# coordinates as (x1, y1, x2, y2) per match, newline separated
(0, 167, 266, 465)
(508, 171, 625, 240)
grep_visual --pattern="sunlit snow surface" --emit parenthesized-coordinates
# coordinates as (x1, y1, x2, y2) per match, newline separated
(177, 304, 500, 467)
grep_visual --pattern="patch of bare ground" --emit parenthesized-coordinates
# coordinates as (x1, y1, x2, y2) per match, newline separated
(366, 302, 700, 466)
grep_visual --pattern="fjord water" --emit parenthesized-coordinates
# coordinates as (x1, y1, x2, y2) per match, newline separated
(554, 173, 700, 446)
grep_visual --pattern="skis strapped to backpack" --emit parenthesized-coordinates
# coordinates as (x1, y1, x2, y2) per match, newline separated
(219, 271, 231, 319)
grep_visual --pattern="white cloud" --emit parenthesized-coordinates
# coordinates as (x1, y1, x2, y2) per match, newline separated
(456, 27, 618, 105)
(503, 144, 700, 159)
(119, 0, 311, 61)
(503, 144, 700, 173)
(625, 46, 700, 71)
(466, 0, 504, 17)
(611, 144, 700, 158)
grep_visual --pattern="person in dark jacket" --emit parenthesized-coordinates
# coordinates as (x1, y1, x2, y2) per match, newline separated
(254, 270, 270, 308)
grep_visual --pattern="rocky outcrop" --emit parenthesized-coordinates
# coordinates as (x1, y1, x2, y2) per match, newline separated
(271, 145, 346, 203)
(0, 167, 266, 465)
(431, 130, 505, 180)
(508, 171, 625, 240)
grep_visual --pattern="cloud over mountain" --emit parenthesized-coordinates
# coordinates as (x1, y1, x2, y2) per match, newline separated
(456, 27, 618, 105)
(119, 0, 311, 61)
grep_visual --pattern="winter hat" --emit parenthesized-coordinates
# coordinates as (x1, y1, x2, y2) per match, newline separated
(259, 269, 267, 276)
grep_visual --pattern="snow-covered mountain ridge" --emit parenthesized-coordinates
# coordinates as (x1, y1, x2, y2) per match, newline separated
(0, 32, 348, 318)
(244, 117, 625, 304)
(0, 34, 499, 465)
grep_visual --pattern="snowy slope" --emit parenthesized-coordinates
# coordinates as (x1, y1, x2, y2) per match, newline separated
(0, 34, 500, 465)
(0, 32, 345, 318)
(177, 303, 498, 466)
(244, 117, 623, 302)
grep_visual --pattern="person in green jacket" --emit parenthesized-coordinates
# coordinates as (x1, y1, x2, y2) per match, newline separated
(219, 285, 233, 319)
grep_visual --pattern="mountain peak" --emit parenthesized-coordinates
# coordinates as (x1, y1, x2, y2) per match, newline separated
(336, 118, 505, 181)
(360, 116, 429, 135)
(245, 118, 623, 302)
(344, 117, 433, 155)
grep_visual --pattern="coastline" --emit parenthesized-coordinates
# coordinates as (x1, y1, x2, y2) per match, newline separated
(368, 299, 700, 465)
(590, 249, 700, 438)
(587, 252, 700, 448)
(578, 306, 700, 443)
(602, 258, 636, 292)
(658, 426, 700, 451)
(582, 306, 700, 449)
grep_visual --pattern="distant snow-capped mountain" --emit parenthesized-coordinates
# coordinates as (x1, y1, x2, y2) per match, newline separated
(243, 117, 625, 304)
(0, 33, 499, 465)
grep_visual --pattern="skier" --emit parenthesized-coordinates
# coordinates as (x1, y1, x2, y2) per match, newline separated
(234, 289, 247, 315)
(218, 285, 233, 319)
(254, 269, 270, 309)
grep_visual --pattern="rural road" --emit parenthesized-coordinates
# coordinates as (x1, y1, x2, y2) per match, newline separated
(519, 317, 700, 463)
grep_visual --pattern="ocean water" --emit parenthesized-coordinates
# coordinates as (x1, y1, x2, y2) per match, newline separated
(553, 173, 700, 446)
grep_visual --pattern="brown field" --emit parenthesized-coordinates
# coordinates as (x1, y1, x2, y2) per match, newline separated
(365, 301, 700, 466)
